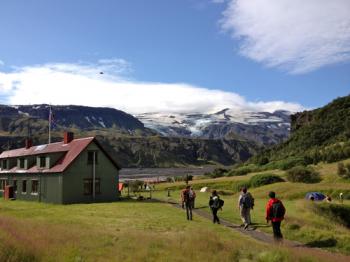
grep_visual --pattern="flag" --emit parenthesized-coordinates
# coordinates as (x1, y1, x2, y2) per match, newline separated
(49, 106, 56, 129)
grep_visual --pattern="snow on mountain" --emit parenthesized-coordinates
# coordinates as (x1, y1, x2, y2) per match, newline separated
(136, 109, 292, 145)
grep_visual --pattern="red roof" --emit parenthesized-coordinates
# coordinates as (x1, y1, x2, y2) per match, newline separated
(0, 137, 120, 174)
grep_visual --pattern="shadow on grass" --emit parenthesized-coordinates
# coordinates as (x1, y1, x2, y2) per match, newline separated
(193, 206, 208, 210)
(250, 223, 270, 228)
(306, 238, 337, 248)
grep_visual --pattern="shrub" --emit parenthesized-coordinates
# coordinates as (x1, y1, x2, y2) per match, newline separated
(204, 168, 228, 178)
(227, 166, 252, 176)
(311, 203, 350, 228)
(286, 166, 321, 183)
(233, 181, 251, 192)
(249, 174, 284, 188)
(257, 157, 269, 166)
(337, 162, 350, 179)
(173, 175, 193, 182)
(278, 157, 306, 170)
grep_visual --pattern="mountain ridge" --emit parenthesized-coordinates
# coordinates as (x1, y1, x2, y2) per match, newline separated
(0, 104, 261, 167)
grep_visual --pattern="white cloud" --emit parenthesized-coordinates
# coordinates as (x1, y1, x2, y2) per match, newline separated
(221, 0, 350, 74)
(0, 60, 304, 114)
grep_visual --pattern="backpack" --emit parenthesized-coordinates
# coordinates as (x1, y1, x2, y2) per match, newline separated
(241, 193, 253, 208)
(210, 196, 223, 209)
(218, 199, 224, 208)
(271, 201, 285, 219)
(182, 190, 189, 202)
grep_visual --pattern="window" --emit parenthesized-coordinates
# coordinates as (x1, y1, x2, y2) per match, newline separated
(39, 156, 46, 168)
(83, 178, 100, 195)
(19, 158, 25, 169)
(2, 159, 8, 170)
(0, 179, 8, 191)
(22, 180, 27, 194)
(31, 180, 39, 194)
(87, 151, 98, 165)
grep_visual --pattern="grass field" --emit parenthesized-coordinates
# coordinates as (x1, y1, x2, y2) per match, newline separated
(149, 160, 350, 255)
(0, 198, 332, 262)
(1, 161, 349, 261)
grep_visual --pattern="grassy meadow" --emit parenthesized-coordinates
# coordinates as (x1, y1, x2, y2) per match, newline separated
(0, 160, 349, 261)
(151, 160, 350, 255)
(0, 199, 326, 262)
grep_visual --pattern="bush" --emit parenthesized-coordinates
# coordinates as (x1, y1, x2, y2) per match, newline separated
(286, 166, 321, 183)
(173, 175, 193, 182)
(278, 157, 306, 170)
(337, 162, 350, 179)
(204, 168, 228, 178)
(311, 203, 350, 228)
(257, 157, 269, 166)
(249, 174, 284, 188)
(233, 181, 251, 192)
(227, 166, 252, 176)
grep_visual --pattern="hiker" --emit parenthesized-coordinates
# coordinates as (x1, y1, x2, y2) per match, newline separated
(238, 187, 254, 230)
(189, 186, 196, 209)
(209, 190, 223, 224)
(181, 185, 194, 220)
(265, 191, 285, 242)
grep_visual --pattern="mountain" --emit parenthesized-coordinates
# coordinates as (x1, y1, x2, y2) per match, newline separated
(136, 109, 291, 146)
(97, 136, 259, 167)
(0, 104, 260, 167)
(0, 104, 148, 133)
(251, 95, 350, 165)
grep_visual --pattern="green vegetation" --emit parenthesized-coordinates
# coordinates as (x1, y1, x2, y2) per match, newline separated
(337, 162, 350, 179)
(227, 165, 255, 176)
(204, 167, 228, 178)
(0, 199, 323, 262)
(286, 166, 321, 183)
(155, 160, 350, 255)
(311, 202, 350, 228)
(250, 95, 350, 169)
(249, 173, 284, 187)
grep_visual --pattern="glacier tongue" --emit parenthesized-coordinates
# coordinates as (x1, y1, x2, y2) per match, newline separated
(136, 109, 291, 146)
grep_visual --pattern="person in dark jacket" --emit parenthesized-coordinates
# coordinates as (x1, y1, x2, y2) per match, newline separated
(209, 190, 221, 224)
(265, 191, 285, 242)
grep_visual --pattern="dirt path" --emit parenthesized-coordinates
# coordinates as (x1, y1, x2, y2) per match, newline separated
(157, 199, 350, 262)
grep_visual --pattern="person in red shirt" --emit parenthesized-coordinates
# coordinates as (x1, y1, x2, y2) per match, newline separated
(265, 191, 285, 242)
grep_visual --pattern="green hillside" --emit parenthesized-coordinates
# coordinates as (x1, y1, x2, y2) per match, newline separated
(251, 95, 350, 167)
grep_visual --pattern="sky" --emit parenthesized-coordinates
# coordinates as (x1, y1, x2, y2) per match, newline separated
(0, 0, 349, 114)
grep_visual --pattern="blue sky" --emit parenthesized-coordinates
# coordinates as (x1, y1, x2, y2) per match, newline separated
(0, 0, 349, 113)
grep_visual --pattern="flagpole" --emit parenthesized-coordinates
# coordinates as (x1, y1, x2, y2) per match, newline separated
(48, 106, 51, 144)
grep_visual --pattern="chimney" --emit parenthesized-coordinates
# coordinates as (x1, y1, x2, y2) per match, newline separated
(64, 132, 74, 144)
(25, 138, 33, 149)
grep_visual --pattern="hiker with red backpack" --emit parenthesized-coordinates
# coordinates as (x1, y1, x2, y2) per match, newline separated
(265, 191, 286, 242)
(238, 187, 254, 230)
(181, 185, 195, 220)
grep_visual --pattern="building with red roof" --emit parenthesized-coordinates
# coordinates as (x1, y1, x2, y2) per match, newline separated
(0, 132, 120, 204)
